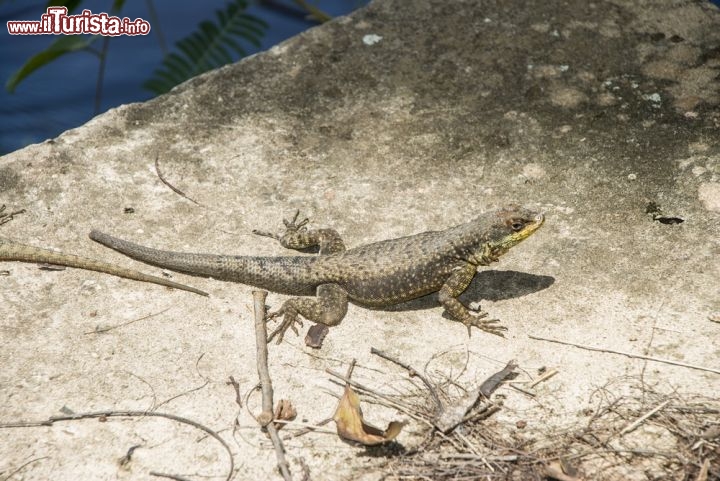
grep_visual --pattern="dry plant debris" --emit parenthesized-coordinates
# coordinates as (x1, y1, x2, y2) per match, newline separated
(379, 376, 719, 480)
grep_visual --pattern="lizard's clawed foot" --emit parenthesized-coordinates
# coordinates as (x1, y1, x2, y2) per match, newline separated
(463, 315, 507, 338)
(252, 210, 310, 246)
(0, 205, 25, 226)
(282, 209, 309, 232)
(266, 306, 304, 344)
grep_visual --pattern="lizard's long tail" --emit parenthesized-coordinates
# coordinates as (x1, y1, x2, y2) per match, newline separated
(89, 230, 318, 296)
(0, 239, 208, 296)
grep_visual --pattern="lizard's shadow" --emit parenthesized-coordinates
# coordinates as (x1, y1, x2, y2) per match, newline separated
(375, 270, 555, 312)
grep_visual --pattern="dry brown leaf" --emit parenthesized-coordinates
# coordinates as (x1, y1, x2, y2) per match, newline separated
(332, 384, 404, 445)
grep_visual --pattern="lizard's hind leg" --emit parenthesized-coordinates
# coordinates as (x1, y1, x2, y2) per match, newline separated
(267, 283, 348, 344)
(253, 210, 346, 255)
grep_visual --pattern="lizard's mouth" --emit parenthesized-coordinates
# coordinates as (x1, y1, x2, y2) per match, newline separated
(521, 212, 545, 238)
(491, 212, 545, 257)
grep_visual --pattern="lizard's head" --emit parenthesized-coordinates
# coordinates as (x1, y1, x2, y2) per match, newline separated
(485, 205, 544, 259)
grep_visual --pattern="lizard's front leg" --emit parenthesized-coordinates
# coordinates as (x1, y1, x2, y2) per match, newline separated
(255, 211, 348, 345)
(267, 283, 348, 344)
(253, 210, 346, 255)
(437, 263, 507, 337)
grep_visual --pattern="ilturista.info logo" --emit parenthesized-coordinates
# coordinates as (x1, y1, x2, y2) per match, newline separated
(7, 7, 151, 36)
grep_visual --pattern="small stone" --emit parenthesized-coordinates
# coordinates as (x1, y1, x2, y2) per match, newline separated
(362, 34, 382, 45)
(643, 93, 661, 102)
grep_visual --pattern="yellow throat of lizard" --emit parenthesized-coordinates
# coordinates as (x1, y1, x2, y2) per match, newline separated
(490, 212, 545, 258)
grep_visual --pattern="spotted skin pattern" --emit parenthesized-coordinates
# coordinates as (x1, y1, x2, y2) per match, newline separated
(90, 206, 544, 343)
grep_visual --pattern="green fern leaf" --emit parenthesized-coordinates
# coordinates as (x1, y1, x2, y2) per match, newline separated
(144, 0, 268, 95)
(6, 35, 98, 93)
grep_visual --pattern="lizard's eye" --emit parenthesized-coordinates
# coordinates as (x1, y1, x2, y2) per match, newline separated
(510, 220, 525, 231)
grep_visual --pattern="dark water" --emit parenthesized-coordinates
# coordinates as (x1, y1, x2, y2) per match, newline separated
(0, 1, 366, 155)
(2, 1, 719, 155)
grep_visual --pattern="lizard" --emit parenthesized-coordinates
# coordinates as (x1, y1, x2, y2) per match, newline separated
(0, 205, 207, 297)
(89, 205, 544, 343)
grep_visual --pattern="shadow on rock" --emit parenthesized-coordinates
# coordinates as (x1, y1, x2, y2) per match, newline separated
(376, 270, 554, 312)
(462, 270, 555, 302)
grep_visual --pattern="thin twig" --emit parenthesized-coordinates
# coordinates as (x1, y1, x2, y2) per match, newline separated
(344, 359, 356, 382)
(291, 0, 332, 22)
(155, 353, 210, 410)
(0, 411, 233, 481)
(1, 456, 49, 481)
(227, 376, 242, 408)
(125, 371, 158, 411)
(253, 291, 274, 425)
(461, 404, 501, 424)
(149, 473, 196, 481)
(440, 453, 519, 462)
(253, 290, 292, 481)
(284, 418, 333, 439)
(620, 399, 671, 435)
(118, 444, 141, 467)
(508, 383, 536, 397)
(154, 156, 200, 206)
(371, 347, 442, 412)
(528, 334, 720, 375)
(94, 35, 110, 115)
(145, 0, 167, 54)
(455, 430, 495, 472)
(84, 307, 171, 334)
(527, 368, 558, 389)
